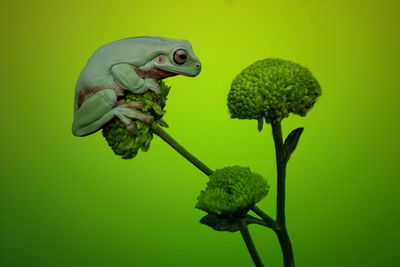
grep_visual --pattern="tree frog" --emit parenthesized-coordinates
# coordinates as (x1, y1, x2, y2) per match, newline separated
(72, 36, 201, 136)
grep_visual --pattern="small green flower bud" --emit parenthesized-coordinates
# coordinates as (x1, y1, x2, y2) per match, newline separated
(196, 166, 269, 218)
(227, 58, 322, 124)
(102, 81, 170, 159)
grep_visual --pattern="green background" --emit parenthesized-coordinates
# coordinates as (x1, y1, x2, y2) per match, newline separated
(1, 0, 399, 266)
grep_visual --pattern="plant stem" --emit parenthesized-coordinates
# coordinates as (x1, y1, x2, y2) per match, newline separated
(239, 218, 265, 267)
(151, 123, 267, 267)
(251, 205, 278, 230)
(270, 121, 295, 267)
(151, 123, 213, 176)
(152, 121, 295, 266)
(274, 228, 294, 267)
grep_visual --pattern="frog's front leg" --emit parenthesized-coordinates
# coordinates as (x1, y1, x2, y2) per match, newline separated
(72, 89, 153, 137)
(111, 63, 161, 95)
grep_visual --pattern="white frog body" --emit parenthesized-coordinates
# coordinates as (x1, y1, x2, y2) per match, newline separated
(72, 36, 201, 136)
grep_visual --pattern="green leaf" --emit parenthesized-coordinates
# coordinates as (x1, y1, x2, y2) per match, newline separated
(141, 124, 149, 134)
(136, 121, 144, 130)
(152, 103, 166, 115)
(284, 127, 304, 161)
(140, 140, 151, 152)
(200, 214, 267, 232)
(157, 119, 169, 128)
(257, 117, 264, 132)
(143, 93, 154, 101)
(159, 80, 171, 97)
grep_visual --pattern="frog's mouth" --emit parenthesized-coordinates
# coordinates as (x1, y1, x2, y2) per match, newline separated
(134, 66, 178, 80)
(134, 66, 198, 80)
(155, 66, 198, 78)
(158, 65, 200, 77)
(169, 70, 197, 77)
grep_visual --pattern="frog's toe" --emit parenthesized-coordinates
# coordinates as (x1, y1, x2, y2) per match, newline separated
(114, 106, 154, 127)
(118, 101, 144, 109)
(126, 122, 137, 133)
(142, 114, 154, 125)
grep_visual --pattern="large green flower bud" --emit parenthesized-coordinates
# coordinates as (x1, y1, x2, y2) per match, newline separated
(102, 81, 170, 159)
(227, 58, 321, 124)
(196, 166, 269, 218)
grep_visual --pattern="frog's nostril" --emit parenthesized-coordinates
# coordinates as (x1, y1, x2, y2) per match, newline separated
(196, 64, 200, 68)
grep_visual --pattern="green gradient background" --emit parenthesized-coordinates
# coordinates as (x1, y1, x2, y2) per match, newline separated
(1, 0, 399, 266)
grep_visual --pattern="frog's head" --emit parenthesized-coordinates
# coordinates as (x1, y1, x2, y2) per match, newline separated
(154, 39, 201, 77)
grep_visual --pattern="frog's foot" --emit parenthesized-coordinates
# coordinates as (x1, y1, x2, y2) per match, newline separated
(139, 78, 162, 104)
(117, 100, 145, 110)
(73, 89, 118, 136)
(113, 103, 154, 133)
(72, 89, 153, 137)
(143, 78, 162, 96)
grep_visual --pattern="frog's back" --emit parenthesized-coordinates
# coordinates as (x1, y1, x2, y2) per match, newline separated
(75, 36, 182, 91)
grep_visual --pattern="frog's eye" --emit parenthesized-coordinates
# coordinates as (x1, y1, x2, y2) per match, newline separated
(173, 49, 188, 65)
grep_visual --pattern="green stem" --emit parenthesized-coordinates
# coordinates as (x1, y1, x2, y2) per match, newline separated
(271, 121, 295, 267)
(251, 205, 278, 231)
(151, 123, 266, 267)
(151, 123, 213, 176)
(239, 218, 265, 267)
(274, 228, 294, 267)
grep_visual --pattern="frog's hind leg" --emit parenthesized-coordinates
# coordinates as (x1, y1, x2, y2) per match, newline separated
(72, 89, 153, 137)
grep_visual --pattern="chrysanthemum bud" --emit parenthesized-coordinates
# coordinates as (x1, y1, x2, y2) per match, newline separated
(102, 81, 170, 159)
(227, 58, 321, 124)
(196, 166, 269, 218)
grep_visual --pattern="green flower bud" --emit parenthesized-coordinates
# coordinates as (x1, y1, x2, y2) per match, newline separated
(227, 58, 322, 124)
(102, 81, 170, 159)
(196, 166, 269, 218)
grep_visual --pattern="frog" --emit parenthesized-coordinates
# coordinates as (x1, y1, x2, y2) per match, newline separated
(72, 36, 201, 136)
